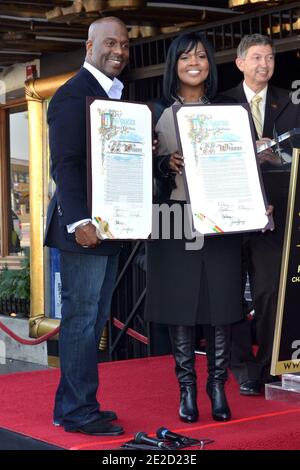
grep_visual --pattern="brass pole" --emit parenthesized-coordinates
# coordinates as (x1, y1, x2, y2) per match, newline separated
(29, 315, 60, 340)
(27, 97, 45, 321)
(25, 72, 75, 338)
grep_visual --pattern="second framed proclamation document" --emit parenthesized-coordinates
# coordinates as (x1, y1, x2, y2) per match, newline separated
(174, 104, 274, 235)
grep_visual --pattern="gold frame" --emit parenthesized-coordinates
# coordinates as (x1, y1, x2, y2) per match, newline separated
(0, 99, 28, 259)
(271, 148, 300, 375)
(25, 71, 75, 337)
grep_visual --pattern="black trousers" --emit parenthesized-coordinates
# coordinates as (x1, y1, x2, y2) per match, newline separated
(230, 231, 282, 384)
(230, 171, 290, 385)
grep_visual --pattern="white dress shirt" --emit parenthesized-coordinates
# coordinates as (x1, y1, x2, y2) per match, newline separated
(67, 62, 124, 233)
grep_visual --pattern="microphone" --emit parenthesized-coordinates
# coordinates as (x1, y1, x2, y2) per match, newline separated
(134, 432, 169, 449)
(156, 427, 191, 445)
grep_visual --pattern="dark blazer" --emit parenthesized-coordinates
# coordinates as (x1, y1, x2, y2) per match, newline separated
(45, 67, 121, 255)
(226, 82, 300, 242)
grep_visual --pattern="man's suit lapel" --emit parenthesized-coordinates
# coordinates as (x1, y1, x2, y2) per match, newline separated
(263, 86, 289, 137)
(78, 67, 109, 98)
(232, 82, 248, 103)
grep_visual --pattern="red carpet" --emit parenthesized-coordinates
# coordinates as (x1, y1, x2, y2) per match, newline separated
(0, 355, 300, 450)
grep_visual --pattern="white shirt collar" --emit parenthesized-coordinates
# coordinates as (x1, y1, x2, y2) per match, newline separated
(83, 61, 124, 99)
(243, 81, 268, 104)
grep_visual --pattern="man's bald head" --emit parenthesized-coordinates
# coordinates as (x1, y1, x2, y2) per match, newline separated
(88, 17, 127, 41)
(85, 17, 129, 78)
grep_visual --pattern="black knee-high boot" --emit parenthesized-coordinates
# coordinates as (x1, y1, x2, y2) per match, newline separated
(204, 325, 231, 422)
(168, 325, 199, 423)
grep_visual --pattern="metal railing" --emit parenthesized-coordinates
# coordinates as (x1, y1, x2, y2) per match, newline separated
(109, 242, 149, 361)
(0, 297, 29, 317)
(128, 2, 300, 73)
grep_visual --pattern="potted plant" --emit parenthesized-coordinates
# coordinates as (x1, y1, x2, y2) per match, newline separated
(0, 253, 30, 316)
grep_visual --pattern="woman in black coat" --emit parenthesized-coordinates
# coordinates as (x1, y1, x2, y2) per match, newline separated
(145, 32, 243, 423)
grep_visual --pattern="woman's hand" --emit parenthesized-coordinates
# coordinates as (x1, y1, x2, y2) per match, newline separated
(262, 205, 274, 233)
(152, 138, 158, 156)
(169, 152, 184, 174)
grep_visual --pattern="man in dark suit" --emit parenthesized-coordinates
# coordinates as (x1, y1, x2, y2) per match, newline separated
(45, 17, 129, 435)
(226, 34, 300, 396)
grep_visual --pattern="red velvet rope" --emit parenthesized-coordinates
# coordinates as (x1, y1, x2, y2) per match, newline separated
(0, 318, 148, 346)
(0, 321, 60, 345)
(113, 317, 148, 345)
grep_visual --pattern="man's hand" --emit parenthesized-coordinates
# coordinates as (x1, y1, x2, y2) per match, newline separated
(256, 138, 282, 166)
(169, 152, 184, 174)
(258, 149, 282, 166)
(75, 222, 101, 248)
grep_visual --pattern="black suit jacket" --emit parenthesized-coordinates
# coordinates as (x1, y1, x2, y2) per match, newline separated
(45, 67, 121, 255)
(226, 82, 300, 242)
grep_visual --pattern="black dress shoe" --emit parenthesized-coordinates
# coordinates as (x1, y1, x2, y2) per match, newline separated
(99, 410, 117, 421)
(53, 410, 117, 427)
(240, 380, 262, 396)
(67, 419, 124, 436)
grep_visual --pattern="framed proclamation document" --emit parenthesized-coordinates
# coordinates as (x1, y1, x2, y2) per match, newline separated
(174, 104, 274, 235)
(87, 98, 152, 239)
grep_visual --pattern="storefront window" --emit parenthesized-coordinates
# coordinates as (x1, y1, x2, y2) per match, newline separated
(9, 109, 29, 255)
